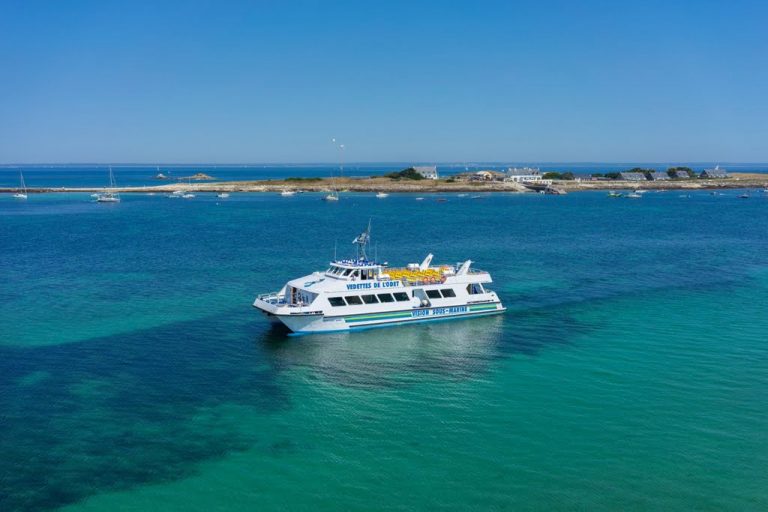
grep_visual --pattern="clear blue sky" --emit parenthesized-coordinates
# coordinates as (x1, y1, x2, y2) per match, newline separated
(1, 0, 766, 163)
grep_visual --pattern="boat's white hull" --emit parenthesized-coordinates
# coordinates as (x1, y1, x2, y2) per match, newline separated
(97, 197, 120, 203)
(255, 301, 505, 334)
(13, 193, 27, 199)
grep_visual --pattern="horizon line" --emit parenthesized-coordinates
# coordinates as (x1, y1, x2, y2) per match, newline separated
(2, 161, 767, 167)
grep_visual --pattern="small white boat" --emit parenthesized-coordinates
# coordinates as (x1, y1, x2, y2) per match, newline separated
(738, 193, 750, 199)
(626, 192, 642, 199)
(182, 193, 195, 199)
(172, 190, 185, 196)
(457, 194, 467, 197)
(376, 192, 389, 198)
(323, 193, 339, 201)
(13, 171, 28, 199)
(90, 193, 101, 198)
(96, 194, 120, 203)
(96, 167, 121, 203)
(217, 192, 230, 198)
(281, 190, 296, 196)
(415, 197, 425, 201)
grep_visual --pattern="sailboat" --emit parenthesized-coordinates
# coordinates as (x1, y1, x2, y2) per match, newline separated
(13, 171, 28, 199)
(324, 139, 344, 201)
(97, 167, 121, 202)
(181, 177, 195, 198)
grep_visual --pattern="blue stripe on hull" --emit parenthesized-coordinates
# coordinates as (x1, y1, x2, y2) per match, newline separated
(287, 308, 505, 336)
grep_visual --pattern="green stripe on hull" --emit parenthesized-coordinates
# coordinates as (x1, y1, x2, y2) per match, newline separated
(345, 304, 501, 324)
(346, 311, 413, 323)
(469, 304, 499, 311)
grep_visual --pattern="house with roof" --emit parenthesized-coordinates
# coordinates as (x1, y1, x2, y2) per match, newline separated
(647, 171, 670, 181)
(700, 166, 730, 179)
(671, 170, 691, 179)
(619, 172, 646, 181)
(413, 166, 438, 180)
(471, 170, 498, 181)
(505, 167, 543, 183)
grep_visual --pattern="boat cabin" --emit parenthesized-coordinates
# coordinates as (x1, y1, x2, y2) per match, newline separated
(326, 260, 382, 281)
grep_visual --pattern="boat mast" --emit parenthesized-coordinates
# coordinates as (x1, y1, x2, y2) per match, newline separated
(352, 220, 371, 261)
(331, 138, 344, 197)
(109, 166, 119, 198)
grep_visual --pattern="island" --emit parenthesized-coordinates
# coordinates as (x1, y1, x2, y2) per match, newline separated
(2, 167, 766, 195)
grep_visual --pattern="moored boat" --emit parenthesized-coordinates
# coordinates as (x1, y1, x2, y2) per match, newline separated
(253, 223, 505, 334)
(96, 167, 121, 203)
(13, 171, 28, 199)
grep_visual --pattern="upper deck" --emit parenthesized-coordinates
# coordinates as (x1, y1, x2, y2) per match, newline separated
(324, 256, 487, 287)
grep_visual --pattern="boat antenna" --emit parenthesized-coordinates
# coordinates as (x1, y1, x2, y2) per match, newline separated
(352, 219, 372, 261)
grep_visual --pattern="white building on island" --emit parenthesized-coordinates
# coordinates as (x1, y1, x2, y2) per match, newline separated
(413, 165, 439, 180)
(505, 167, 545, 183)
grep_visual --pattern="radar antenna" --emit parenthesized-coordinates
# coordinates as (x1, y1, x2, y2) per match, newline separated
(352, 219, 372, 261)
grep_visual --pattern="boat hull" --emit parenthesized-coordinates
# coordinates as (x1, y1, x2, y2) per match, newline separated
(255, 302, 506, 334)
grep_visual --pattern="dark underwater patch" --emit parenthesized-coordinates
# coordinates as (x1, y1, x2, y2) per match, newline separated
(0, 310, 288, 512)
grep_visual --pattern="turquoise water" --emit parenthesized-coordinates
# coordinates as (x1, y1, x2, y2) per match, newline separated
(1, 190, 767, 511)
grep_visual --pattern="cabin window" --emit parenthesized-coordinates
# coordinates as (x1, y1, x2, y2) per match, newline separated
(362, 294, 379, 304)
(345, 295, 363, 305)
(342, 269, 352, 277)
(426, 289, 442, 299)
(328, 297, 345, 307)
(393, 292, 409, 302)
(440, 288, 456, 298)
(467, 283, 484, 295)
(377, 293, 395, 303)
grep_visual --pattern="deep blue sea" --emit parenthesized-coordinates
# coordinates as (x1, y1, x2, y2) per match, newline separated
(1, 163, 767, 189)
(2, 182, 768, 511)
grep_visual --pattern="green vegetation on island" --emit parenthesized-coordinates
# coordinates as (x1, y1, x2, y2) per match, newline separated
(385, 167, 426, 180)
(667, 166, 694, 177)
(543, 172, 575, 180)
(284, 177, 323, 182)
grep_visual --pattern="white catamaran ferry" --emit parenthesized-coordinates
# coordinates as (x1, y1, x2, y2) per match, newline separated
(253, 224, 505, 333)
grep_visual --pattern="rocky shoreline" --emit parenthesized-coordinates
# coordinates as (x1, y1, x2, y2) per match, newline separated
(2, 174, 766, 194)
